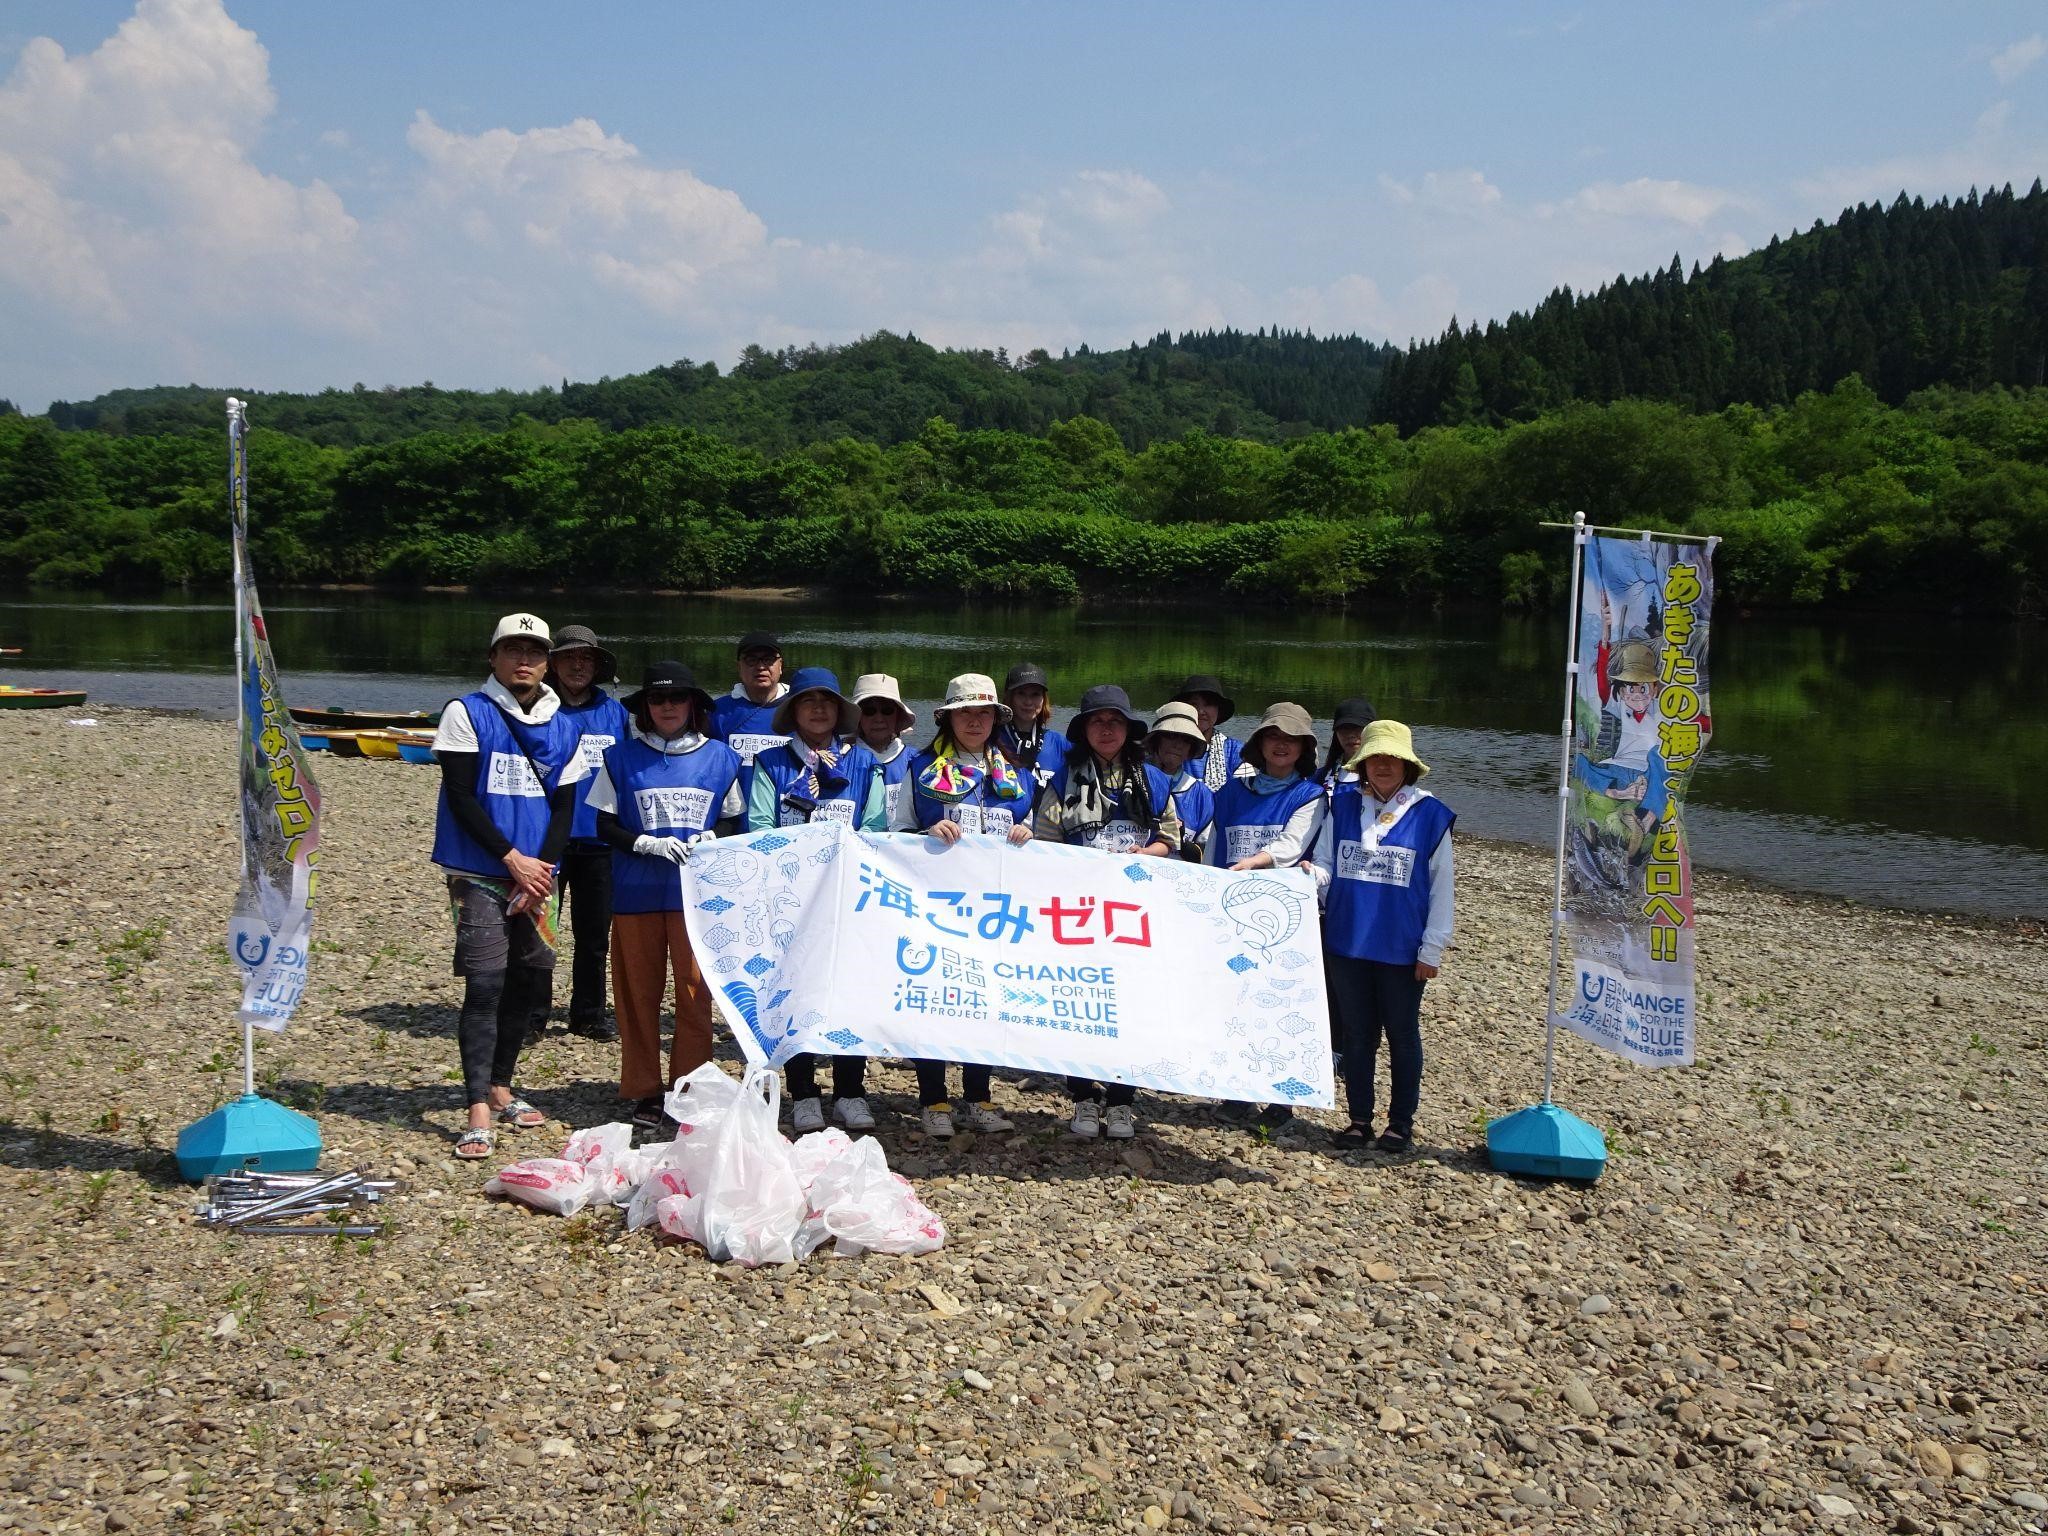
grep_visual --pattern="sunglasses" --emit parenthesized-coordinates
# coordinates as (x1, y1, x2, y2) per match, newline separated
(646, 690, 695, 705)
(859, 701, 899, 715)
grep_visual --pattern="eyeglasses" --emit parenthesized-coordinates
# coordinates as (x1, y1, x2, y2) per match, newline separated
(739, 651, 780, 665)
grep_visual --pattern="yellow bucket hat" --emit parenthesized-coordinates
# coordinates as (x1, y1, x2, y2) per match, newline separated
(1345, 719, 1429, 779)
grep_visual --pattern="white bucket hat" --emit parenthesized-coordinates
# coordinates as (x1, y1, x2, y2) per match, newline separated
(933, 673, 1012, 723)
(850, 672, 916, 732)
(489, 612, 550, 649)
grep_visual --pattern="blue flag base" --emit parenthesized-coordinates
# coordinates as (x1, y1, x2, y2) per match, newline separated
(176, 1094, 323, 1182)
(1486, 1101, 1607, 1182)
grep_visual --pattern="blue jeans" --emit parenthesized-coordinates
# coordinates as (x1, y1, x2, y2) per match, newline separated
(1327, 955, 1425, 1135)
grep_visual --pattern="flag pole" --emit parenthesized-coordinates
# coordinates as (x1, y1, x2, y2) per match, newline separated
(229, 397, 258, 1104)
(1484, 510, 1607, 1180)
(1539, 510, 1589, 1104)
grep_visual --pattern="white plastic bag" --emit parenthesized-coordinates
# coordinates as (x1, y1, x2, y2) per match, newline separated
(562, 1122, 633, 1176)
(790, 1127, 854, 1186)
(599, 1146, 654, 1206)
(624, 1066, 745, 1230)
(663, 1062, 744, 1132)
(484, 1157, 595, 1218)
(797, 1137, 946, 1259)
(685, 1065, 807, 1267)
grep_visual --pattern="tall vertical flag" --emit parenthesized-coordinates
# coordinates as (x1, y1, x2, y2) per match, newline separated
(226, 398, 321, 1029)
(1556, 533, 1714, 1067)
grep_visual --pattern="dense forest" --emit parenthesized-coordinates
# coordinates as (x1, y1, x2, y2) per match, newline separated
(5, 185, 2047, 617)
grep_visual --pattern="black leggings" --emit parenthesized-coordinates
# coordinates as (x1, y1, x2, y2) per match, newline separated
(458, 965, 551, 1105)
(785, 1054, 866, 1102)
(914, 1060, 991, 1108)
(555, 845, 613, 1025)
(1066, 1077, 1136, 1107)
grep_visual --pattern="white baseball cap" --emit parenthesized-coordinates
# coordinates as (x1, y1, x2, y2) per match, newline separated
(489, 612, 551, 649)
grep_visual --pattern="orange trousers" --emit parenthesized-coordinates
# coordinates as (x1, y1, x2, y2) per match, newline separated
(611, 911, 715, 1101)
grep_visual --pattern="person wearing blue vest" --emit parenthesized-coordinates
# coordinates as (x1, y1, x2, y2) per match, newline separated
(851, 673, 918, 830)
(998, 662, 1068, 809)
(1035, 684, 1182, 1141)
(1207, 701, 1330, 1129)
(1173, 674, 1246, 792)
(430, 612, 589, 1160)
(1316, 697, 1377, 790)
(1309, 719, 1456, 1155)
(890, 673, 1034, 1139)
(747, 667, 886, 1134)
(538, 624, 630, 1043)
(708, 630, 790, 796)
(1206, 703, 1327, 873)
(584, 660, 743, 1130)
(1144, 701, 1216, 862)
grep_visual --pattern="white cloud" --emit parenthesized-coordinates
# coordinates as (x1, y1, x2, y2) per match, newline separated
(1380, 168, 1501, 212)
(1554, 177, 1747, 227)
(1794, 104, 2047, 209)
(0, 0, 362, 358)
(1990, 33, 2045, 84)
(317, 127, 350, 149)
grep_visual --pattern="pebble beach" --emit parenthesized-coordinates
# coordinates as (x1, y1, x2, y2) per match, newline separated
(0, 708, 2042, 1535)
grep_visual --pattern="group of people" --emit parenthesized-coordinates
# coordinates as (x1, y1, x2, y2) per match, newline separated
(429, 614, 1456, 1161)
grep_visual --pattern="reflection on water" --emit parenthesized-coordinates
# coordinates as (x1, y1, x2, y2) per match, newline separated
(3, 589, 2043, 918)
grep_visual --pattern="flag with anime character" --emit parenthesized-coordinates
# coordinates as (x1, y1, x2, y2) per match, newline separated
(226, 399, 322, 1029)
(1558, 534, 1713, 1068)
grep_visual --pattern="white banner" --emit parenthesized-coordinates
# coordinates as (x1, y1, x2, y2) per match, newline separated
(679, 824, 1335, 1109)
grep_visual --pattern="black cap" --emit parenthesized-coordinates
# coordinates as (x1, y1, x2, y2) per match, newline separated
(736, 630, 782, 658)
(1004, 662, 1049, 692)
(622, 659, 714, 715)
(1173, 674, 1236, 723)
(546, 623, 618, 684)
(1333, 696, 1377, 730)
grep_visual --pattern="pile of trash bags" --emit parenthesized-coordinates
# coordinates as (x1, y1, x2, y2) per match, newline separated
(483, 1064, 945, 1266)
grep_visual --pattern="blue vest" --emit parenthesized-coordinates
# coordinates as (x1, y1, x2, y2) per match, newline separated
(557, 691, 631, 845)
(430, 692, 582, 878)
(1046, 760, 1174, 853)
(1322, 785, 1456, 966)
(903, 748, 1029, 836)
(602, 736, 743, 914)
(1208, 774, 1325, 867)
(710, 690, 789, 800)
(751, 740, 882, 830)
(1167, 772, 1216, 849)
(874, 743, 916, 790)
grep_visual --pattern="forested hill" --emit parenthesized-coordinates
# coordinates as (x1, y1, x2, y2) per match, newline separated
(1375, 182, 2048, 430)
(36, 182, 2048, 449)
(40, 329, 1399, 453)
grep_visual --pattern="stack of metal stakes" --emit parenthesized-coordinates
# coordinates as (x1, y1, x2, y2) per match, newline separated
(195, 1168, 400, 1237)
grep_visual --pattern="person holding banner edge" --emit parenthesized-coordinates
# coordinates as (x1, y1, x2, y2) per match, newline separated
(430, 613, 589, 1160)
(748, 667, 888, 1134)
(893, 673, 1032, 1138)
(1308, 719, 1456, 1154)
(1035, 684, 1181, 1139)
(585, 661, 743, 1131)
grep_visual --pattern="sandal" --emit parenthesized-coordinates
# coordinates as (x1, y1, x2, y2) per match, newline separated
(1374, 1130, 1414, 1154)
(1330, 1122, 1375, 1148)
(454, 1126, 494, 1160)
(496, 1097, 546, 1131)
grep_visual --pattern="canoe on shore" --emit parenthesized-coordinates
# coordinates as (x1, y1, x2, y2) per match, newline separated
(303, 727, 437, 763)
(289, 706, 441, 731)
(0, 686, 87, 710)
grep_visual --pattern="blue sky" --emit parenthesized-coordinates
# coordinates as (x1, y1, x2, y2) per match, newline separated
(2, 0, 2044, 412)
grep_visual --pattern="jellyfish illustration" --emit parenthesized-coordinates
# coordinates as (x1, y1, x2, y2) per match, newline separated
(776, 852, 801, 883)
(770, 917, 797, 950)
(1220, 880, 1302, 958)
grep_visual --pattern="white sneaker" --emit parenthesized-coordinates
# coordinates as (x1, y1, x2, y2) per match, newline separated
(962, 1101, 1014, 1133)
(1069, 1100, 1103, 1138)
(792, 1096, 826, 1135)
(833, 1096, 876, 1132)
(920, 1104, 956, 1139)
(1105, 1104, 1137, 1140)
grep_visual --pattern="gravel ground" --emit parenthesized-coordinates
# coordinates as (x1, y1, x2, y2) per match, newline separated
(0, 708, 2042, 1536)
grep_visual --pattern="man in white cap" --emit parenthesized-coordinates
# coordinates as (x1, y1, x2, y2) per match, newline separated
(430, 613, 590, 1159)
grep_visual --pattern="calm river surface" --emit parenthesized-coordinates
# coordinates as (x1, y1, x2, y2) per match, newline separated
(4, 590, 2044, 919)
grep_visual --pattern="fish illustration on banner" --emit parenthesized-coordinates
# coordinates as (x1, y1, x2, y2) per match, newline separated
(226, 399, 321, 1029)
(1558, 534, 1714, 1067)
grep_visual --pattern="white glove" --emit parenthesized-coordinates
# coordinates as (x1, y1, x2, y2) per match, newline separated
(633, 834, 692, 864)
(688, 829, 717, 848)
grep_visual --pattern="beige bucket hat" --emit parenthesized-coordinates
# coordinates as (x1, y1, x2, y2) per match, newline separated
(1345, 718, 1430, 779)
(1244, 701, 1319, 770)
(850, 672, 916, 733)
(1146, 700, 1208, 747)
(933, 673, 1012, 723)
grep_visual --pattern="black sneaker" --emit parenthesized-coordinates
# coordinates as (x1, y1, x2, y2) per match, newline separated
(570, 1014, 618, 1042)
(1374, 1129, 1413, 1154)
(1255, 1103, 1296, 1130)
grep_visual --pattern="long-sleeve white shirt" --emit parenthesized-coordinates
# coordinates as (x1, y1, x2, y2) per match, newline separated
(1308, 789, 1456, 968)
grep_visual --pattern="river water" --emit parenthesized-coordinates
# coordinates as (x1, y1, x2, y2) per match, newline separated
(4, 590, 2044, 919)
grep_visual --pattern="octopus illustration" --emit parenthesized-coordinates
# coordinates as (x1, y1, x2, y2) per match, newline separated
(1220, 880, 1303, 958)
(1239, 1035, 1292, 1077)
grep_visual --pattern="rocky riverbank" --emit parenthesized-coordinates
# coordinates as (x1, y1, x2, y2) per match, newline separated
(0, 710, 2041, 1535)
